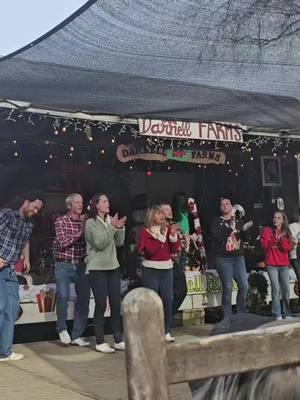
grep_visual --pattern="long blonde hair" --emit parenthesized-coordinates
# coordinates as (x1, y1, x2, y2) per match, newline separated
(144, 206, 166, 234)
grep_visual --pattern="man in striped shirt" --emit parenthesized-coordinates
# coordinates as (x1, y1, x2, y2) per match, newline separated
(53, 193, 90, 346)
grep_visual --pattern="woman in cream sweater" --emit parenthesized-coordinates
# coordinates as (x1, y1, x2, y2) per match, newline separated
(85, 193, 126, 354)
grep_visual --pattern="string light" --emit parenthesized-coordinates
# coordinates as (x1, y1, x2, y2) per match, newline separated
(62, 127, 67, 133)
(70, 146, 74, 151)
(111, 138, 115, 143)
(49, 154, 53, 159)
(44, 159, 48, 164)
(101, 149, 105, 154)
(14, 152, 18, 157)
(88, 161, 92, 165)
(13, 140, 17, 144)
(130, 165, 133, 170)
(54, 130, 59, 135)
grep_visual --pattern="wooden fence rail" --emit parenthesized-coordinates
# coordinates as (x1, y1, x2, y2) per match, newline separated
(122, 287, 300, 400)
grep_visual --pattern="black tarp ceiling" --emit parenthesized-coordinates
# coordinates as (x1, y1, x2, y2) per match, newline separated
(0, 0, 299, 131)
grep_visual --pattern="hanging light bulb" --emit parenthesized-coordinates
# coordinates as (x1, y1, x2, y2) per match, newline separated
(130, 165, 133, 170)
(62, 127, 67, 133)
(14, 152, 18, 157)
(84, 124, 93, 141)
(54, 130, 59, 135)
(88, 161, 92, 165)
(70, 146, 74, 152)
(44, 159, 48, 164)
(111, 138, 115, 144)
(49, 154, 53, 159)
(101, 149, 105, 154)
(13, 140, 17, 144)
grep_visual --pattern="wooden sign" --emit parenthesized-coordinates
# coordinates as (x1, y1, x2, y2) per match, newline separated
(139, 119, 243, 143)
(116, 144, 226, 164)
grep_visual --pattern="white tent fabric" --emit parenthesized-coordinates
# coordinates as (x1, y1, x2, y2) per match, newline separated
(0, 0, 299, 131)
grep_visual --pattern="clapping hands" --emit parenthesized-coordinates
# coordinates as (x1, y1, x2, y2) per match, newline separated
(169, 223, 178, 237)
(111, 213, 127, 229)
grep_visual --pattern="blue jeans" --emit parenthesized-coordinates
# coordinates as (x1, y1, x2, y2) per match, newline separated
(215, 256, 249, 320)
(142, 268, 173, 333)
(55, 262, 90, 339)
(266, 266, 291, 318)
(0, 267, 20, 357)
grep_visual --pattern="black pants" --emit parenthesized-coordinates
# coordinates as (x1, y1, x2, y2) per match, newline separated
(88, 269, 122, 345)
(291, 258, 300, 288)
(172, 270, 187, 317)
(172, 254, 187, 317)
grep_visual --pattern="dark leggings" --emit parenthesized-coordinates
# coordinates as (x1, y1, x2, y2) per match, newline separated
(88, 269, 122, 345)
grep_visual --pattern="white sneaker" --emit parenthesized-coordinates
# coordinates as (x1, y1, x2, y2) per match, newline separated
(95, 343, 116, 354)
(165, 333, 175, 343)
(0, 352, 24, 361)
(276, 316, 283, 321)
(114, 341, 125, 351)
(71, 337, 90, 347)
(59, 330, 71, 344)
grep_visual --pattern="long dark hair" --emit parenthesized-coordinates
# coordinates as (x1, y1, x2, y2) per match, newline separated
(172, 192, 188, 222)
(88, 193, 106, 220)
(273, 211, 292, 237)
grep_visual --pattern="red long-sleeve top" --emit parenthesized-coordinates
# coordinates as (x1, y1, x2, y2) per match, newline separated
(138, 227, 180, 269)
(260, 227, 293, 267)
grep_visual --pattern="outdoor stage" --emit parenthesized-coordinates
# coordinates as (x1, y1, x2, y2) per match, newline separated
(1, 326, 212, 400)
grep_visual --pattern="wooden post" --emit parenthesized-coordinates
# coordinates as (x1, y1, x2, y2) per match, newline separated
(122, 288, 169, 400)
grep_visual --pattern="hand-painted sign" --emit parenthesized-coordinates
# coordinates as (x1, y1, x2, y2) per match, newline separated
(139, 119, 244, 143)
(117, 144, 226, 164)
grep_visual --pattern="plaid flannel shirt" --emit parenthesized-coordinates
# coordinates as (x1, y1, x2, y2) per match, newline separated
(53, 213, 86, 263)
(0, 209, 34, 264)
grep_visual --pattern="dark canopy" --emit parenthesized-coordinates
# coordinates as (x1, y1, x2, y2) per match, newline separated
(0, 0, 299, 131)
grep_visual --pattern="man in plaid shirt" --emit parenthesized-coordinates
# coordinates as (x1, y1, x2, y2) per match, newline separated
(0, 191, 44, 362)
(53, 193, 90, 346)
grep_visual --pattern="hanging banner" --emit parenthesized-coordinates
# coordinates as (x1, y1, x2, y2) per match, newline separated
(116, 144, 225, 164)
(139, 119, 243, 143)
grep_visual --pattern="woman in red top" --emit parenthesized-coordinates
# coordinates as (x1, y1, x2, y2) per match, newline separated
(261, 211, 293, 320)
(138, 206, 180, 342)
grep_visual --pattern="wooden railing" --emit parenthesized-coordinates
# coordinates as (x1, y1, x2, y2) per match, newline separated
(122, 287, 300, 400)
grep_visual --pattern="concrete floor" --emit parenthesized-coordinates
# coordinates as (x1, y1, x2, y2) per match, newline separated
(0, 325, 212, 400)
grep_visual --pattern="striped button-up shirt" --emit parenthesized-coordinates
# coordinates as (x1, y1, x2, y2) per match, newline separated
(53, 213, 86, 263)
(0, 209, 34, 264)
